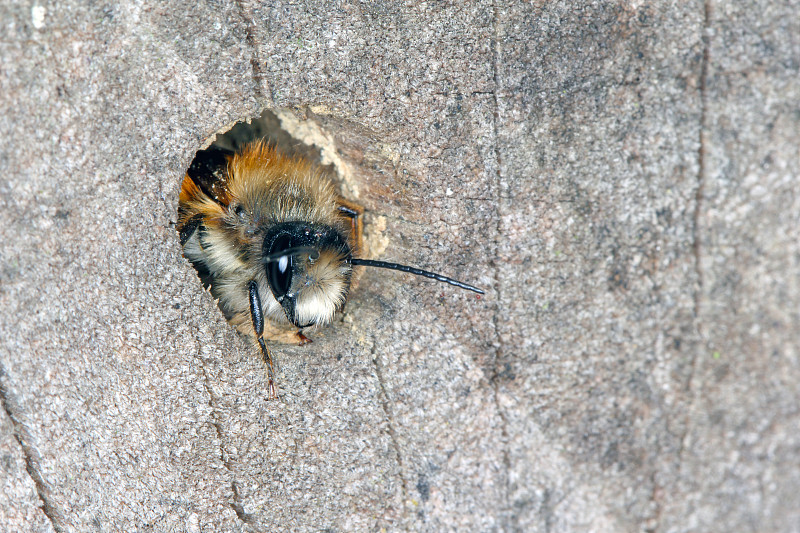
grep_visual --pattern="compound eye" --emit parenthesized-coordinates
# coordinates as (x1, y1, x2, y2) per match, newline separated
(267, 234, 293, 299)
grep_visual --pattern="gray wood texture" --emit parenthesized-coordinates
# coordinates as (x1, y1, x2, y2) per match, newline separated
(1, 1, 798, 531)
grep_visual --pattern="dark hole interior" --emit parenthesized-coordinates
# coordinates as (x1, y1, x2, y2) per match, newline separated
(204, 109, 328, 167)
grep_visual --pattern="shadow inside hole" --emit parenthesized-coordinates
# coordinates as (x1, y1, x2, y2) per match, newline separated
(207, 109, 330, 172)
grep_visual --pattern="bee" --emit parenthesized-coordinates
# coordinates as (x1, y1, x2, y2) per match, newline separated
(177, 140, 483, 398)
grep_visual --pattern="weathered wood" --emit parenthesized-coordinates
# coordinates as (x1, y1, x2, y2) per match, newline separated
(1, 1, 798, 531)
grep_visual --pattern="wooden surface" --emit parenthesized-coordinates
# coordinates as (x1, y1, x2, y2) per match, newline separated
(1, 1, 798, 531)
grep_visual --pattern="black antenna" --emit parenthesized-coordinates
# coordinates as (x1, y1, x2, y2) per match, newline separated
(350, 258, 484, 294)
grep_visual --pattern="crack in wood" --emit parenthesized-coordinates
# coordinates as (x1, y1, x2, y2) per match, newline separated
(197, 357, 255, 526)
(0, 363, 65, 532)
(488, 5, 513, 531)
(673, 2, 713, 531)
(235, 0, 273, 105)
(369, 339, 411, 520)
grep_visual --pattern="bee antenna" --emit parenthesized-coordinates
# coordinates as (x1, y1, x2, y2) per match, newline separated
(349, 258, 484, 295)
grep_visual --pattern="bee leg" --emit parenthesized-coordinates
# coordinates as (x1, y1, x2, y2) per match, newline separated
(296, 331, 313, 345)
(337, 202, 364, 315)
(337, 202, 363, 249)
(248, 280, 278, 399)
(177, 214, 203, 246)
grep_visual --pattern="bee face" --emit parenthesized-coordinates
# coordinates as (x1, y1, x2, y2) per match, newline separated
(262, 222, 352, 328)
(178, 137, 482, 398)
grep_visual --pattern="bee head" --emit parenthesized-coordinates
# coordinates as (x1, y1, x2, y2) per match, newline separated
(262, 222, 353, 328)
